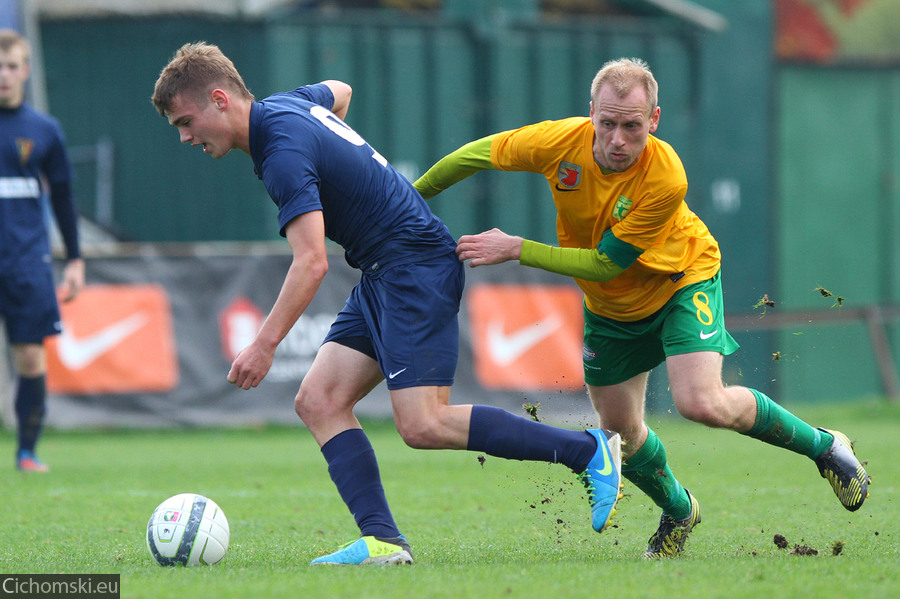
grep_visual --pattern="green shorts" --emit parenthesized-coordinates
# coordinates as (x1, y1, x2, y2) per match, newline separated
(582, 271, 740, 386)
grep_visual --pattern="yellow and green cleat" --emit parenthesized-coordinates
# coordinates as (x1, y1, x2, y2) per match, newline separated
(815, 428, 870, 511)
(644, 489, 701, 559)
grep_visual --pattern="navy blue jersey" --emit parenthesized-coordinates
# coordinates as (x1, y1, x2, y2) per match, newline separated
(0, 104, 75, 271)
(249, 84, 455, 274)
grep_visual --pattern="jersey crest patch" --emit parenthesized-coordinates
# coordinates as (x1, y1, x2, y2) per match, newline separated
(16, 138, 34, 165)
(613, 195, 633, 220)
(557, 161, 581, 189)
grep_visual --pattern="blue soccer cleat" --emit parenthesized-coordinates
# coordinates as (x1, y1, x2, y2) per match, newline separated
(579, 429, 623, 533)
(16, 450, 49, 472)
(310, 535, 413, 566)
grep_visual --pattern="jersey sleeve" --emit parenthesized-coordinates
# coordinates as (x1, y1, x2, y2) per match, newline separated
(520, 239, 624, 282)
(43, 120, 74, 185)
(261, 149, 324, 237)
(413, 135, 495, 199)
(490, 121, 554, 173)
(45, 121, 80, 259)
(293, 83, 335, 110)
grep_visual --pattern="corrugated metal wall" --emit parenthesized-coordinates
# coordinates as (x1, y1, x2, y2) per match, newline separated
(776, 66, 900, 402)
(264, 12, 704, 246)
(43, 17, 272, 241)
(40, 5, 900, 405)
(41, 12, 702, 244)
(40, 6, 795, 406)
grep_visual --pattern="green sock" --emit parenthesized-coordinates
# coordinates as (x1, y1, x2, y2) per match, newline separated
(743, 389, 833, 459)
(622, 428, 691, 519)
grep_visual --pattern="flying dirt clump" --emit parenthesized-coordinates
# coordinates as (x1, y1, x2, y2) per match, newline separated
(791, 544, 818, 556)
(774, 533, 820, 556)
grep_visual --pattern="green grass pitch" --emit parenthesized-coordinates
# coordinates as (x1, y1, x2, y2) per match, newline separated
(2, 400, 897, 598)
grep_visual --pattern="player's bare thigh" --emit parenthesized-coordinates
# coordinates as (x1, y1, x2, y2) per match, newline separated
(294, 341, 383, 446)
(666, 350, 755, 430)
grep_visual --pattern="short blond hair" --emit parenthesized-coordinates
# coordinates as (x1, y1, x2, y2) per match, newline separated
(590, 57, 658, 116)
(151, 41, 254, 116)
(0, 29, 29, 60)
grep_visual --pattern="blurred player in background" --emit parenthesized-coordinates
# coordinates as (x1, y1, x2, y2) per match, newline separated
(0, 29, 84, 472)
(152, 42, 623, 566)
(415, 57, 870, 558)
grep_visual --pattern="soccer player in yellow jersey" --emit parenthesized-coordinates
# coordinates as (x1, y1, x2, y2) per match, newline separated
(415, 57, 870, 558)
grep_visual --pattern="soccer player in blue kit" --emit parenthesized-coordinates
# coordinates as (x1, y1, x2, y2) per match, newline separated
(0, 30, 84, 472)
(152, 42, 623, 565)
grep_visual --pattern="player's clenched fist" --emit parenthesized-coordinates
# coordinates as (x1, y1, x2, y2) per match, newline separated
(227, 342, 274, 390)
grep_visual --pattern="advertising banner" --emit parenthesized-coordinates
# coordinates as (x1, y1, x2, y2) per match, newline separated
(776, 0, 900, 63)
(36, 247, 597, 429)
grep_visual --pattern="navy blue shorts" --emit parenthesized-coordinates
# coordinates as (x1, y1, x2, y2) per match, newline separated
(323, 252, 464, 390)
(0, 259, 62, 344)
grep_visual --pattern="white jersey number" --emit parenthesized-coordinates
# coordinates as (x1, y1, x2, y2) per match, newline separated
(310, 105, 387, 167)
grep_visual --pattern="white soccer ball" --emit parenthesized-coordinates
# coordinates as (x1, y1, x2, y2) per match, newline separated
(146, 493, 230, 566)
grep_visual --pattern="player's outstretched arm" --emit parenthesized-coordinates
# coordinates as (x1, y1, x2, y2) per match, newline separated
(457, 228, 626, 282)
(519, 240, 625, 282)
(414, 135, 496, 199)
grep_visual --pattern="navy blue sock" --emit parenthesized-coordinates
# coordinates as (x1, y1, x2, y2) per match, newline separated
(466, 405, 596, 472)
(321, 428, 400, 539)
(15, 375, 46, 454)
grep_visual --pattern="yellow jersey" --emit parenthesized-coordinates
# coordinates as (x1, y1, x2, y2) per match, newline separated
(491, 117, 720, 321)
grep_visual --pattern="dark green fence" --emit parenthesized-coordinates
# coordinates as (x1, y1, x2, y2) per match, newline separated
(41, 4, 792, 406)
(42, 12, 707, 244)
(776, 66, 900, 402)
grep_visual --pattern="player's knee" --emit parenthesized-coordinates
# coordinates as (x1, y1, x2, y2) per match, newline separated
(395, 416, 445, 450)
(293, 385, 332, 424)
(293, 390, 312, 422)
(395, 422, 432, 449)
(12, 344, 45, 377)
(675, 402, 715, 426)
(673, 392, 731, 428)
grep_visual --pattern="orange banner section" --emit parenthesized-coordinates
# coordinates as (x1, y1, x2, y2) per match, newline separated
(46, 284, 178, 394)
(219, 297, 264, 362)
(468, 284, 584, 391)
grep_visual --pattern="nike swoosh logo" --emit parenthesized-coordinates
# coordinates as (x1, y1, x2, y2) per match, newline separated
(555, 184, 578, 192)
(58, 312, 150, 369)
(487, 314, 563, 366)
(388, 368, 407, 379)
(595, 434, 612, 476)
(699, 329, 719, 340)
